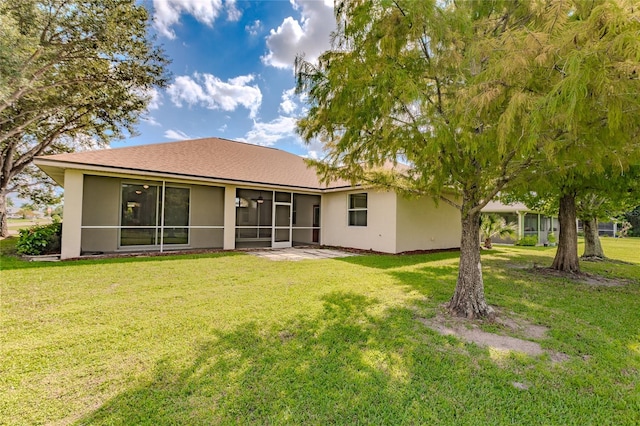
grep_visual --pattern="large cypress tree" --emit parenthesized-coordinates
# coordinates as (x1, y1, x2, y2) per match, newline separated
(296, 0, 640, 318)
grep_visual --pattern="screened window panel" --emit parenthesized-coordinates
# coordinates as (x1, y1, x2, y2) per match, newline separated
(275, 192, 291, 203)
(349, 210, 367, 226)
(349, 193, 367, 209)
(121, 184, 158, 227)
(163, 187, 190, 227)
(120, 183, 191, 247)
(120, 229, 156, 246)
(275, 228, 290, 242)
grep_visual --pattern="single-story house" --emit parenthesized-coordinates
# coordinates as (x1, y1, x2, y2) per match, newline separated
(576, 219, 619, 237)
(482, 200, 559, 245)
(34, 137, 462, 259)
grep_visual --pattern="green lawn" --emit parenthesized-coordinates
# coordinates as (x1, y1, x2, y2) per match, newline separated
(1, 238, 639, 425)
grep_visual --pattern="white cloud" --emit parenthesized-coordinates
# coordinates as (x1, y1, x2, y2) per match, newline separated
(146, 87, 163, 110)
(218, 124, 227, 132)
(237, 116, 297, 146)
(164, 129, 191, 140)
(263, 0, 335, 69)
(142, 115, 161, 127)
(279, 88, 298, 114)
(301, 139, 326, 159)
(225, 0, 241, 21)
(245, 19, 262, 36)
(153, 0, 241, 39)
(132, 86, 163, 111)
(167, 73, 262, 118)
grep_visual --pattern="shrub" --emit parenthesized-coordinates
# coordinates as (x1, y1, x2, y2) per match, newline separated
(16, 221, 62, 255)
(516, 235, 538, 246)
(547, 233, 556, 244)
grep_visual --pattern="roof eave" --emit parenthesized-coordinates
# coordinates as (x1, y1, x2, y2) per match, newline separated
(33, 158, 327, 193)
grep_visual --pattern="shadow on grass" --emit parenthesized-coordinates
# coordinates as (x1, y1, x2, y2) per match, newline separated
(0, 251, 245, 271)
(338, 250, 461, 270)
(78, 291, 516, 424)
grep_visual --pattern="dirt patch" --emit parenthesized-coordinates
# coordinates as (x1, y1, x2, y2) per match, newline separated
(494, 316, 549, 340)
(530, 267, 629, 287)
(420, 307, 568, 362)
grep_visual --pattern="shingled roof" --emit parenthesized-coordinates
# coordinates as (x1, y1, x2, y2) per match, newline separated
(35, 137, 350, 191)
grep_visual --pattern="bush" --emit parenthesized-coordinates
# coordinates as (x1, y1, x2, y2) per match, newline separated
(516, 235, 538, 246)
(16, 221, 62, 255)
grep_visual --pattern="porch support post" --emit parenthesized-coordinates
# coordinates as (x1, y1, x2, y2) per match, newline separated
(517, 211, 523, 240)
(537, 214, 541, 245)
(319, 194, 326, 245)
(61, 169, 84, 259)
(223, 185, 236, 250)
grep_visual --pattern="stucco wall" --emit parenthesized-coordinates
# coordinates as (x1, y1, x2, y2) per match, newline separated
(81, 175, 120, 253)
(395, 195, 461, 253)
(322, 190, 397, 253)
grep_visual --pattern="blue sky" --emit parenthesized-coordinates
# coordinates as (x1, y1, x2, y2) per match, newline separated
(120, 0, 336, 158)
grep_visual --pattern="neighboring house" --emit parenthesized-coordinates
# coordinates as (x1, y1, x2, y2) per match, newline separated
(34, 138, 462, 259)
(482, 201, 559, 245)
(576, 220, 619, 237)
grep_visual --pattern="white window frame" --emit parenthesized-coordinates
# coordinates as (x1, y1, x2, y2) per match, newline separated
(348, 193, 368, 227)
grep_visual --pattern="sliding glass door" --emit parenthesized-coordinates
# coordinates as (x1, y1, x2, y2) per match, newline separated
(120, 183, 190, 247)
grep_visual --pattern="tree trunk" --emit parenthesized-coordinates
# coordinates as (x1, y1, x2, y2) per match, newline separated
(551, 193, 580, 272)
(582, 217, 605, 259)
(0, 191, 8, 238)
(448, 200, 494, 319)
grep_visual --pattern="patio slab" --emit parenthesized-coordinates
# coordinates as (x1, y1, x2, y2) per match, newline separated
(247, 247, 357, 261)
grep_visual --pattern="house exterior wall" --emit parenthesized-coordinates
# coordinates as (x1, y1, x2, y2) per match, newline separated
(60, 169, 84, 259)
(63, 170, 466, 257)
(81, 175, 120, 253)
(321, 190, 397, 253)
(395, 195, 461, 253)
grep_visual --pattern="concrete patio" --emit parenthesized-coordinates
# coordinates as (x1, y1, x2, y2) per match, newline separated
(247, 247, 357, 261)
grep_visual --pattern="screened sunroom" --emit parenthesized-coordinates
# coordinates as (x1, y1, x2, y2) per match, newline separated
(234, 188, 321, 249)
(80, 175, 225, 254)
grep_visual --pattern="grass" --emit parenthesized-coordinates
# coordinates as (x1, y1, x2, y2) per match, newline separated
(1, 237, 639, 425)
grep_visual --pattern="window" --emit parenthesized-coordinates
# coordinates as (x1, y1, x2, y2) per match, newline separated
(120, 183, 190, 246)
(348, 193, 367, 226)
(121, 184, 159, 246)
(162, 187, 189, 244)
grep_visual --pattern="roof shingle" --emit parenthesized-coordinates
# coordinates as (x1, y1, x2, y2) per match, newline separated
(36, 137, 347, 190)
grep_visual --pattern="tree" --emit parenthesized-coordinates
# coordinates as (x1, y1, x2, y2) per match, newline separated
(0, 0, 170, 236)
(480, 214, 517, 249)
(506, 166, 640, 264)
(624, 206, 640, 237)
(17, 202, 36, 220)
(296, 0, 640, 318)
(578, 169, 640, 260)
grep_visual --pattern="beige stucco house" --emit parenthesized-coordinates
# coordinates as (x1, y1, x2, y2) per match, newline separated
(34, 137, 462, 259)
